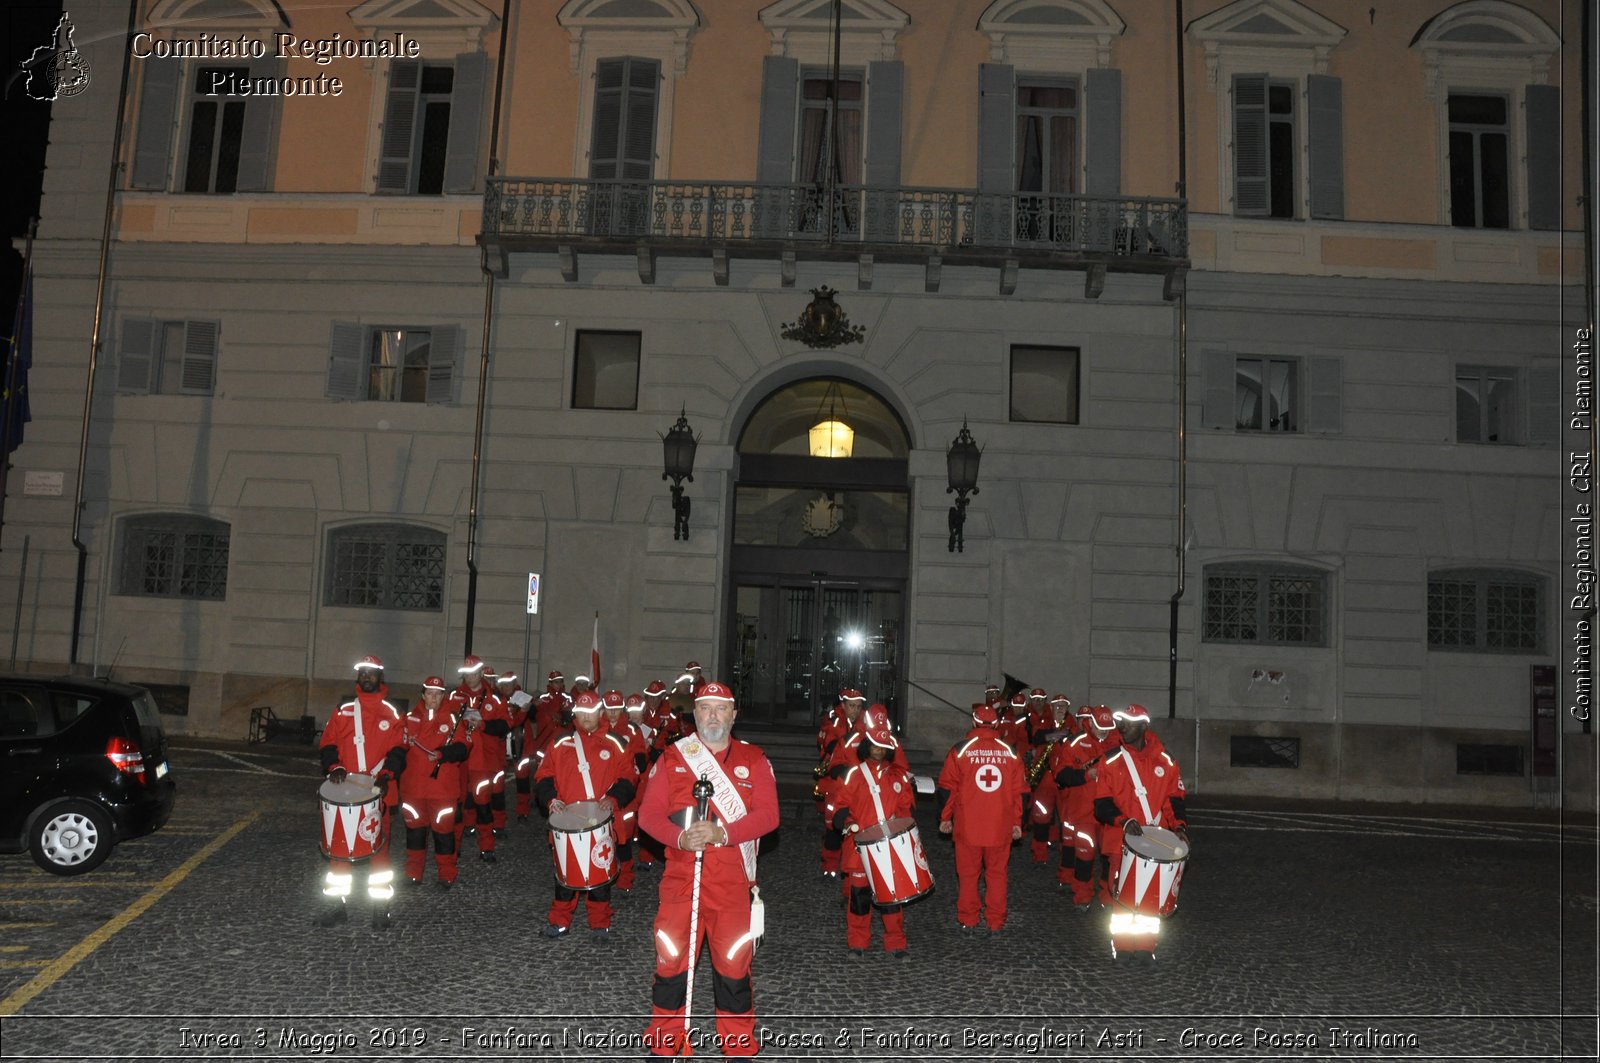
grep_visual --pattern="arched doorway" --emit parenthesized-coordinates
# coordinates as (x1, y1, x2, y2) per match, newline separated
(726, 378, 910, 728)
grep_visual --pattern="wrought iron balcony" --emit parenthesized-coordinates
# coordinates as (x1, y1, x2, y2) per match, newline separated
(481, 177, 1187, 294)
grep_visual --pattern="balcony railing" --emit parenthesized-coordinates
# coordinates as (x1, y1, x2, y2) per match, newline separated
(483, 178, 1187, 264)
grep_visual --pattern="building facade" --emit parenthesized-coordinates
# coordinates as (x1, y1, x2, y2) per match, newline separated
(6, 0, 1590, 806)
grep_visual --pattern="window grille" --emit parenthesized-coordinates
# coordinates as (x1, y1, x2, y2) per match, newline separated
(1456, 743, 1524, 776)
(1230, 735, 1300, 769)
(1203, 564, 1327, 646)
(326, 524, 446, 612)
(1429, 569, 1542, 653)
(116, 516, 230, 601)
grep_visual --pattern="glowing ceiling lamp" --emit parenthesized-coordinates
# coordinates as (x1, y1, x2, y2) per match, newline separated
(808, 381, 854, 458)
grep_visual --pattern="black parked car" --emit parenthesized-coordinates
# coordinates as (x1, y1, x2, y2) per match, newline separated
(0, 675, 176, 874)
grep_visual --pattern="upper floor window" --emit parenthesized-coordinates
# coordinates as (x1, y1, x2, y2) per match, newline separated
(1009, 345, 1079, 424)
(1203, 562, 1328, 647)
(117, 317, 219, 396)
(798, 69, 863, 186)
(324, 523, 446, 612)
(1189, 0, 1348, 221)
(1455, 365, 1518, 444)
(129, 0, 288, 193)
(116, 514, 230, 601)
(1428, 568, 1543, 653)
(375, 56, 488, 195)
(1200, 351, 1342, 435)
(573, 330, 641, 410)
(326, 323, 460, 405)
(1447, 94, 1510, 229)
(1412, 1, 1562, 230)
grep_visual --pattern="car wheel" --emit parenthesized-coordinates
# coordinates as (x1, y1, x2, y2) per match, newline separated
(29, 801, 114, 876)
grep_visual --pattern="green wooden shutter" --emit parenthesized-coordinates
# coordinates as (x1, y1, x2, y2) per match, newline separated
(589, 58, 627, 179)
(235, 56, 281, 192)
(1304, 356, 1343, 434)
(117, 318, 158, 394)
(755, 56, 799, 238)
(1232, 74, 1268, 215)
(1201, 350, 1236, 429)
(178, 320, 220, 395)
(621, 59, 660, 181)
(864, 60, 904, 240)
(977, 63, 1014, 245)
(1306, 75, 1344, 220)
(1525, 366, 1560, 446)
(326, 323, 366, 401)
(443, 52, 488, 193)
(1525, 84, 1560, 231)
(427, 326, 459, 405)
(377, 60, 421, 193)
(1085, 67, 1121, 196)
(130, 60, 182, 190)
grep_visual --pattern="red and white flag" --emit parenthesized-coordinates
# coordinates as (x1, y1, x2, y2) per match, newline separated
(591, 613, 602, 689)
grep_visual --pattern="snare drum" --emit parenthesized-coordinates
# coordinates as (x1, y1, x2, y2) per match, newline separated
(853, 815, 934, 907)
(319, 774, 388, 862)
(1114, 824, 1187, 918)
(547, 800, 618, 890)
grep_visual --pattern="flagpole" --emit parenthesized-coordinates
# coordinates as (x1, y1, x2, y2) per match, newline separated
(0, 218, 39, 557)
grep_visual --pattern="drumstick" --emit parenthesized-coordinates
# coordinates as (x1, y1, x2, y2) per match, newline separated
(1136, 831, 1187, 857)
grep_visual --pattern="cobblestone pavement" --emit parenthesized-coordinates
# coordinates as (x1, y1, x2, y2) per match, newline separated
(0, 741, 1594, 1062)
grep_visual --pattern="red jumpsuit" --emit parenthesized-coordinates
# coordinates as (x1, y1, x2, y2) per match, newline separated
(602, 716, 651, 890)
(317, 688, 406, 903)
(1056, 728, 1121, 900)
(639, 738, 778, 1058)
(1093, 730, 1187, 956)
(534, 727, 637, 932)
(399, 704, 470, 885)
(830, 754, 916, 953)
(936, 729, 1023, 932)
(515, 691, 567, 819)
(449, 682, 510, 851)
(1024, 704, 1061, 864)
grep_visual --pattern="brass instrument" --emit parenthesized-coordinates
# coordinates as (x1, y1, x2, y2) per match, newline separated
(1026, 730, 1071, 788)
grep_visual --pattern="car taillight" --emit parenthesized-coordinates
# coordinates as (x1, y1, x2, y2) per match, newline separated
(106, 736, 146, 784)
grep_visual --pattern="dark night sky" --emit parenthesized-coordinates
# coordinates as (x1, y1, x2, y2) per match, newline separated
(3, 1, 68, 331)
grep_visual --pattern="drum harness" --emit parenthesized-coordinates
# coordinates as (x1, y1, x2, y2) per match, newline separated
(846, 761, 892, 836)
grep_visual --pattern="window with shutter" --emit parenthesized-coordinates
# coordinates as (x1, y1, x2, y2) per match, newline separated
(118, 317, 218, 396)
(1455, 365, 1518, 445)
(376, 59, 480, 196)
(588, 57, 659, 235)
(327, 324, 455, 406)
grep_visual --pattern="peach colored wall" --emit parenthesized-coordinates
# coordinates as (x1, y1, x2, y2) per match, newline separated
(898, 3, 989, 188)
(271, 4, 379, 193)
(669, 13, 770, 180)
(499, 7, 577, 176)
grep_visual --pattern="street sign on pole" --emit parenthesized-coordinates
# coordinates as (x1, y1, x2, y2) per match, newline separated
(527, 573, 540, 615)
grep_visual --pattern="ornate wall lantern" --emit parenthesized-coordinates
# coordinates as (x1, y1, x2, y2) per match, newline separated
(661, 407, 700, 540)
(946, 420, 982, 552)
(780, 286, 866, 350)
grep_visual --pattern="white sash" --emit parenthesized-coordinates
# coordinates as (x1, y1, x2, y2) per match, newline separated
(571, 733, 597, 801)
(1118, 748, 1159, 826)
(860, 763, 890, 826)
(351, 703, 368, 773)
(676, 738, 758, 883)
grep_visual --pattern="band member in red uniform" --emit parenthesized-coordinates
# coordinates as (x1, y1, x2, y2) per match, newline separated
(535, 691, 638, 941)
(1093, 704, 1188, 959)
(400, 676, 471, 890)
(515, 672, 569, 820)
(640, 683, 778, 1058)
(1024, 689, 1061, 866)
(641, 679, 670, 739)
(316, 655, 408, 928)
(936, 703, 1023, 933)
(814, 689, 866, 876)
(601, 690, 651, 891)
(1057, 704, 1121, 904)
(1050, 693, 1078, 737)
(627, 693, 655, 748)
(829, 715, 916, 959)
(449, 656, 510, 862)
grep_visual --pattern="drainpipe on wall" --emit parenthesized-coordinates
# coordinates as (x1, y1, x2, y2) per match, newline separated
(70, 0, 141, 669)
(1168, 0, 1189, 723)
(462, 0, 513, 656)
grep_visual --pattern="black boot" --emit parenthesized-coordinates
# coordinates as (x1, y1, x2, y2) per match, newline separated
(314, 900, 348, 928)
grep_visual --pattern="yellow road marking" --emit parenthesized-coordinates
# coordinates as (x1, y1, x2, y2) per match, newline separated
(0, 923, 55, 930)
(0, 961, 48, 970)
(0, 812, 258, 1017)
(0, 881, 163, 889)
(0, 946, 27, 953)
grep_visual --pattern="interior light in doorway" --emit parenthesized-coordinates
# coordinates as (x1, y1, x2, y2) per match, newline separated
(661, 407, 700, 540)
(808, 380, 854, 458)
(946, 419, 982, 552)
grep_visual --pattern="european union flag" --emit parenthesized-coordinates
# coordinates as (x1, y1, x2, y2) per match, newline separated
(4, 273, 32, 455)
